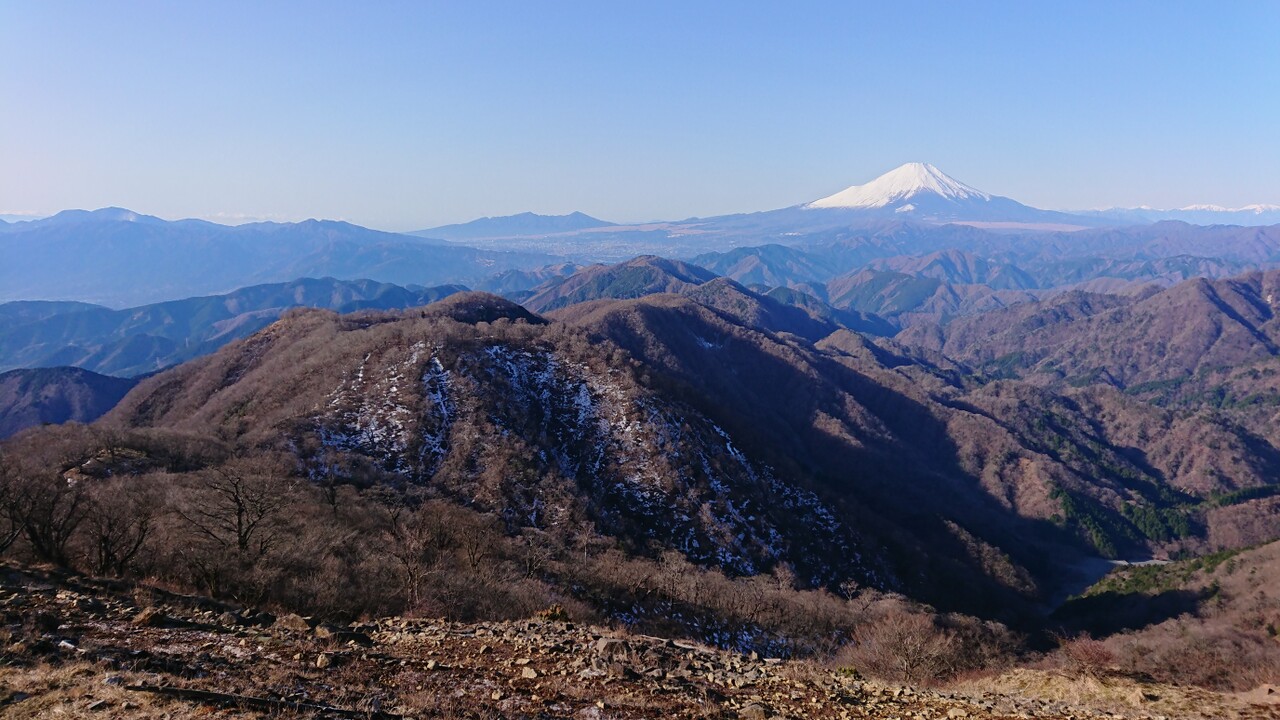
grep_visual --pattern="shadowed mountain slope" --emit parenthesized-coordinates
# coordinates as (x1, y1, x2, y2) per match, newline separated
(0, 366, 137, 439)
(547, 293, 1280, 591)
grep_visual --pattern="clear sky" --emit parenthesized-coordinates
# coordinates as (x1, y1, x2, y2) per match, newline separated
(2, 1, 1278, 230)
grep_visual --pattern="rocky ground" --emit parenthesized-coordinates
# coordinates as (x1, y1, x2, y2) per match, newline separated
(2, 564, 1278, 719)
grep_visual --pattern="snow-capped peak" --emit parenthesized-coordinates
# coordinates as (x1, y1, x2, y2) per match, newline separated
(1179, 203, 1280, 214)
(806, 162, 991, 209)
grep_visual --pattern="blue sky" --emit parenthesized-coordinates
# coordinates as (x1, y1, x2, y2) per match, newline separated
(2, 1, 1278, 230)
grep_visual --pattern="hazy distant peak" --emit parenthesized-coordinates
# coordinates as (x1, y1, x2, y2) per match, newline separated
(807, 163, 991, 209)
(45, 207, 160, 224)
(510, 210, 597, 220)
(413, 211, 615, 240)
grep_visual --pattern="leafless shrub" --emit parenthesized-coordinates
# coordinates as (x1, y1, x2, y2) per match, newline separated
(837, 606, 959, 684)
(1056, 633, 1116, 677)
(1107, 623, 1280, 690)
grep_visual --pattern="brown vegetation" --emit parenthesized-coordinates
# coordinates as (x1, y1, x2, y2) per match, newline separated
(5, 562, 1239, 720)
(835, 604, 1019, 685)
(5, 285, 1280, 697)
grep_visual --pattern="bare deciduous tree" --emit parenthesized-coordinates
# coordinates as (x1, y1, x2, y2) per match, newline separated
(382, 498, 450, 608)
(11, 471, 89, 566)
(170, 456, 299, 600)
(175, 457, 293, 565)
(0, 454, 22, 555)
(83, 477, 161, 576)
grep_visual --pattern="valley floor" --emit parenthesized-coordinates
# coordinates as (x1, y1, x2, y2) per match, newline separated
(3, 565, 1278, 719)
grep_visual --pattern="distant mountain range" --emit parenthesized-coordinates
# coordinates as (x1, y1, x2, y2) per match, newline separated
(806, 163, 1280, 228)
(9, 215, 1280, 383)
(0, 277, 465, 377)
(0, 208, 552, 306)
(688, 221, 1280, 325)
(0, 258, 904, 382)
(522, 256, 719, 312)
(7, 165, 1277, 308)
(401, 165, 1277, 259)
(0, 213, 46, 223)
(1077, 205, 1280, 226)
(472, 262, 582, 300)
(412, 211, 615, 240)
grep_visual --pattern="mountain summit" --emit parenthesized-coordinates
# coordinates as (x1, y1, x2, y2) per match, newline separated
(802, 163, 1094, 226)
(807, 162, 991, 209)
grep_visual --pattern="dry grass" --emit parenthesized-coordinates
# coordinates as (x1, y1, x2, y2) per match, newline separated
(0, 662, 235, 719)
(949, 667, 1280, 720)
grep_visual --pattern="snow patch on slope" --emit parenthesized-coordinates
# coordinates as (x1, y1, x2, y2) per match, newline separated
(307, 339, 874, 586)
(318, 341, 452, 475)
(419, 356, 454, 472)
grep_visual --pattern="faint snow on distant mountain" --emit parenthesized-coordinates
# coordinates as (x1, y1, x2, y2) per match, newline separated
(1075, 204, 1280, 226)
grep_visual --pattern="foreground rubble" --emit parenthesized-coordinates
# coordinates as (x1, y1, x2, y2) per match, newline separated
(2, 564, 1277, 719)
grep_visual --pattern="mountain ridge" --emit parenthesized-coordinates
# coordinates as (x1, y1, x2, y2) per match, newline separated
(412, 210, 615, 240)
(0, 208, 554, 306)
(0, 277, 467, 377)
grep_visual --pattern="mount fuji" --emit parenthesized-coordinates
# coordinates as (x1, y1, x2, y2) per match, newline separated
(411, 163, 1113, 258)
(802, 162, 1094, 227)
(807, 162, 990, 210)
